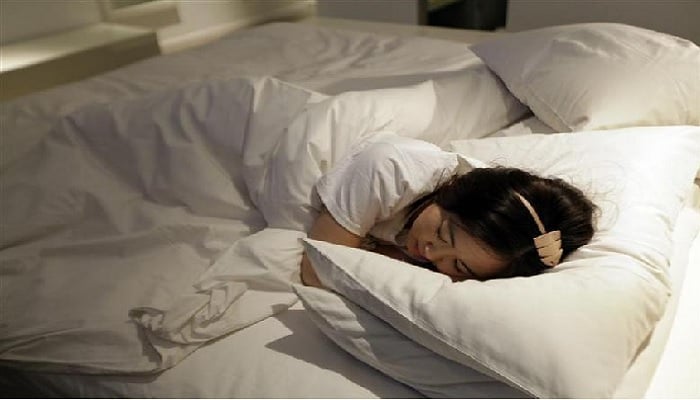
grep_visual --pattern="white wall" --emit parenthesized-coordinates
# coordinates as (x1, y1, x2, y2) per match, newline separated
(0, 0, 102, 45)
(507, 0, 700, 44)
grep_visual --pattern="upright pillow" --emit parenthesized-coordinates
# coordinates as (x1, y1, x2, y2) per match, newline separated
(317, 61, 529, 146)
(302, 126, 700, 398)
(471, 23, 700, 131)
(417, 66, 529, 147)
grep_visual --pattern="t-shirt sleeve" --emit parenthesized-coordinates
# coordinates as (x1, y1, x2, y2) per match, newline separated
(315, 135, 468, 237)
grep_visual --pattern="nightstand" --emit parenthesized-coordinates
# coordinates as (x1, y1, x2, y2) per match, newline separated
(0, 23, 160, 102)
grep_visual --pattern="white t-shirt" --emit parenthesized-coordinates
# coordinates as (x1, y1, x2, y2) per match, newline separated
(315, 134, 484, 246)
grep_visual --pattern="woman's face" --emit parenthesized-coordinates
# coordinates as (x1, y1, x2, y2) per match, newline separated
(406, 203, 507, 281)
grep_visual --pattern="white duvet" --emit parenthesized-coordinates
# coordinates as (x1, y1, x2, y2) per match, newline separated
(0, 74, 489, 373)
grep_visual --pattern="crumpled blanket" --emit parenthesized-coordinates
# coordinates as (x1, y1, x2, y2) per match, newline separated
(0, 75, 447, 373)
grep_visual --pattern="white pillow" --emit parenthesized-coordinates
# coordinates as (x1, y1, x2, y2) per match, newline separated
(293, 283, 529, 398)
(471, 23, 700, 132)
(416, 66, 529, 146)
(302, 126, 700, 398)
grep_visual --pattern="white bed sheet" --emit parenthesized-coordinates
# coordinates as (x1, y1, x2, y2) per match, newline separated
(1, 20, 698, 398)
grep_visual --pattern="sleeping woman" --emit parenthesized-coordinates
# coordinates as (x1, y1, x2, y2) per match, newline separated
(300, 135, 596, 287)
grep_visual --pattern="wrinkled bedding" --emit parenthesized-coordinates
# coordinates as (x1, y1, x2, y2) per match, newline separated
(0, 72, 504, 373)
(1, 77, 312, 373)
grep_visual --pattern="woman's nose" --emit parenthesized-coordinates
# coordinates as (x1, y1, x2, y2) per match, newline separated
(424, 242, 449, 262)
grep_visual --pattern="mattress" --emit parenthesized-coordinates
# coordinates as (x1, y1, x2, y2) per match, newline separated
(1, 19, 698, 398)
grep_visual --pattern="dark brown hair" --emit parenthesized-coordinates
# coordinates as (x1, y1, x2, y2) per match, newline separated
(412, 167, 596, 278)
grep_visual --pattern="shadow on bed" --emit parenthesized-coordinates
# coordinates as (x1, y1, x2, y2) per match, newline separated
(266, 308, 422, 398)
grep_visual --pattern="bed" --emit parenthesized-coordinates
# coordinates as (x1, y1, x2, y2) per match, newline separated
(1, 17, 699, 398)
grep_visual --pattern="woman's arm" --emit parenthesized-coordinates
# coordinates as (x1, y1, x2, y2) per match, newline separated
(301, 209, 363, 287)
(303, 137, 455, 287)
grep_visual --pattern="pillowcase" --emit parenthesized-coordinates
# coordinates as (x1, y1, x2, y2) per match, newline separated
(293, 283, 529, 399)
(416, 66, 530, 147)
(302, 126, 700, 398)
(471, 23, 700, 132)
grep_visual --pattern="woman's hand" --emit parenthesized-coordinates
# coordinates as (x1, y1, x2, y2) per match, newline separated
(301, 209, 362, 288)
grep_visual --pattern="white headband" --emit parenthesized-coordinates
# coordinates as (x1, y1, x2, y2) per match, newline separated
(514, 192, 563, 267)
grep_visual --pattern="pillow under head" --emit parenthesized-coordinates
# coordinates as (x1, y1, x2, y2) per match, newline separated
(302, 126, 700, 398)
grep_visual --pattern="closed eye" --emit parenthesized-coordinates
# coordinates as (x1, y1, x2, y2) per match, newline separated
(457, 259, 480, 280)
(448, 220, 481, 280)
